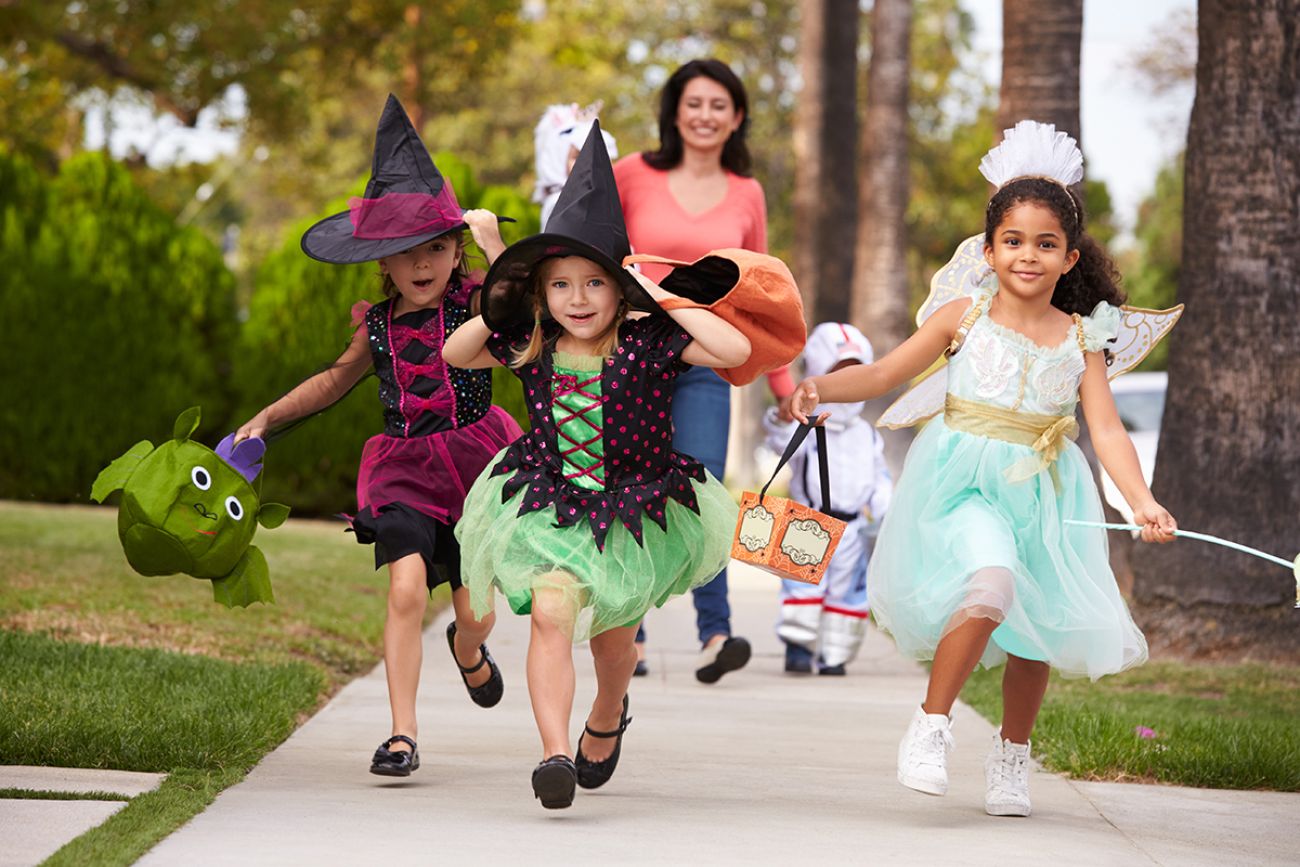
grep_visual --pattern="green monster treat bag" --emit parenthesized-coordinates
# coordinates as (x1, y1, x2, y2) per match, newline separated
(91, 407, 290, 607)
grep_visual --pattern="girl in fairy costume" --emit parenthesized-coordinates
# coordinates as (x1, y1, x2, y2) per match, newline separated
(443, 123, 754, 810)
(790, 121, 1179, 817)
(236, 95, 522, 777)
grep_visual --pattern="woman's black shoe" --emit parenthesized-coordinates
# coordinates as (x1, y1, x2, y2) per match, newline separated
(575, 695, 632, 790)
(370, 735, 419, 777)
(531, 755, 578, 809)
(446, 622, 504, 708)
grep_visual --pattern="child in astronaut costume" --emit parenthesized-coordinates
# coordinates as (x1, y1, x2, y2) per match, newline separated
(533, 102, 619, 230)
(763, 322, 893, 675)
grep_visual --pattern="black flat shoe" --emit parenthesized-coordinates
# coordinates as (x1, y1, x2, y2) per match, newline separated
(575, 695, 631, 790)
(695, 636, 752, 684)
(370, 735, 419, 777)
(446, 622, 504, 708)
(531, 755, 577, 809)
(633, 659, 649, 677)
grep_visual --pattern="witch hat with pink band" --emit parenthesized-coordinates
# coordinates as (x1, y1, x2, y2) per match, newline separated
(301, 94, 511, 264)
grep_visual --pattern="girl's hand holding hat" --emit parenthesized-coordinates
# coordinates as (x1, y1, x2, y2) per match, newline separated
(623, 265, 673, 303)
(464, 209, 506, 263)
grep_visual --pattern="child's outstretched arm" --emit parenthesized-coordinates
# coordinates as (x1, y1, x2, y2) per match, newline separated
(235, 325, 372, 441)
(463, 209, 506, 265)
(624, 267, 751, 368)
(442, 315, 501, 369)
(1079, 354, 1178, 544)
(788, 298, 972, 423)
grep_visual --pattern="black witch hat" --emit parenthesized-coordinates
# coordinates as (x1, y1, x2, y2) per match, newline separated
(301, 94, 504, 264)
(481, 121, 661, 331)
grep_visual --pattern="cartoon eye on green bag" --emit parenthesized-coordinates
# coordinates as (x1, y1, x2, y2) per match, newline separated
(90, 407, 290, 608)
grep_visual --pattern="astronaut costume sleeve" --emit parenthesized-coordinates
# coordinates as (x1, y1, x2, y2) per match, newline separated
(772, 323, 893, 668)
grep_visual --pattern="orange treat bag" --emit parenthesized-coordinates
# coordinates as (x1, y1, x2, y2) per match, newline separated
(732, 423, 846, 584)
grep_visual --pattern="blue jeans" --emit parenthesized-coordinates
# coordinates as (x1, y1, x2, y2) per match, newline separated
(636, 365, 732, 647)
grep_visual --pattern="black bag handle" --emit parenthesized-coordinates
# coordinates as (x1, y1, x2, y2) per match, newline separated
(759, 422, 831, 512)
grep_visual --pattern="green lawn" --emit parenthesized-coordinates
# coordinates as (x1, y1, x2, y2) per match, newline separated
(960, 659, 1300, 791)
(0, 500, 444, 865)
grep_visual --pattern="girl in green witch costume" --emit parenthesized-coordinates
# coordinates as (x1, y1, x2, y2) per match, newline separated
(234, 95, 521, 778)
(443, 123, 751, 810)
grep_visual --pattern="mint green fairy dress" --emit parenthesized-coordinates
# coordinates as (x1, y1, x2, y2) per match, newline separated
(867, 291, 1148, 680)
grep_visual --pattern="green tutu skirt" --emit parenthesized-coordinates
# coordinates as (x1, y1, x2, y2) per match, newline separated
(456, 455, 738, 642)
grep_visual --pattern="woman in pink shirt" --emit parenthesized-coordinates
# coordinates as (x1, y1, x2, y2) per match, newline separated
(614, 58, 794, 685)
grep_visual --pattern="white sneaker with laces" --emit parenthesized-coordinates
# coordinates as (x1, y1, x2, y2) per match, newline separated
(984, 731, 1032, 816)
(896, 705, 954, 795)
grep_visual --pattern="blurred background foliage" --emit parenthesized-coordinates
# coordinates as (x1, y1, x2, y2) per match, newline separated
(0, 0, 1183, 508)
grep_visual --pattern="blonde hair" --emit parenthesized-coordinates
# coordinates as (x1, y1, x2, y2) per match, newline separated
(509, 265, 628, 368)
(378, 232, 477, 299)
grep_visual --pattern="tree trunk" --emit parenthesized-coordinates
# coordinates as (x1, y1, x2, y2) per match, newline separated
(402, 4, 425, 131)
(793, 0, 860, 326)
(1132, 0, 1300, 652)
(851, 0, 912, 354)
(997, 0, 1082, 142)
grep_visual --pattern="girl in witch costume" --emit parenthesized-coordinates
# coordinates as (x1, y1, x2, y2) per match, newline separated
(443, 123, 750, 810)
(235, 95, 522, 777)
(790, 121, 1179, 817)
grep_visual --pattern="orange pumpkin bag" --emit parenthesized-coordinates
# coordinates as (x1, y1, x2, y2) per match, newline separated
(622, 249, 805, 386)
(732, 423, 847, 584)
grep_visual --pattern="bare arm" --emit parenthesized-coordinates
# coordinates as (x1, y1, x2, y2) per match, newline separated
(1079, 353, 1177, 543)
(624, 267, 751, 368)
(788, 298, 971, 423)
(442, 314, 501, 369)
(235, 325, 372, 441)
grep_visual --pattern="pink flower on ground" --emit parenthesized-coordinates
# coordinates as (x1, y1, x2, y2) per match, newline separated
(1134, 726, 1158, 739)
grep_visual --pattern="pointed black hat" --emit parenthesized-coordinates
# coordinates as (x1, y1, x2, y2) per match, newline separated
(300, 94, 480, 264)
(481, 121, 660, 331)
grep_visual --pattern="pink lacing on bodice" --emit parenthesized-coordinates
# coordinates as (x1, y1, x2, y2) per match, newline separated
(386, 305, 456, 434)
(552, 372, 605, 487)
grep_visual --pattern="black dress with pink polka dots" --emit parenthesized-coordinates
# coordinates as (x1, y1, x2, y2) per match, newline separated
(485, 315, 709, 551)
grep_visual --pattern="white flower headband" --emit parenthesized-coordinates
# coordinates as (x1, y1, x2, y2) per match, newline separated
(979, 120, 1084, 222)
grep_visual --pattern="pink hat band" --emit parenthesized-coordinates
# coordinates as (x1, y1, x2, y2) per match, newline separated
(347, 187, 463, 241)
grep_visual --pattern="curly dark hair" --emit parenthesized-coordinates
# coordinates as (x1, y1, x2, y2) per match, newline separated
(983, 177, 1125, 316)
(642, 59, 753, 177)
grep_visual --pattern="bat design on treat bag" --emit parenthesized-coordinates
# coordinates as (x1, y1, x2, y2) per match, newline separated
(90, 407, 290, 608)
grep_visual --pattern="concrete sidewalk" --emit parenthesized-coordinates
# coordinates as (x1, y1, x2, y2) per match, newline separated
(138, 565, 1298, 866)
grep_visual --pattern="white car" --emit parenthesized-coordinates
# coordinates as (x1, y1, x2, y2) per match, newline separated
(1099, 371, 1166, 525)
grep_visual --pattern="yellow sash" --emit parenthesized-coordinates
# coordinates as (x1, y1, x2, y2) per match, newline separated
(943, 394, 1078, 490)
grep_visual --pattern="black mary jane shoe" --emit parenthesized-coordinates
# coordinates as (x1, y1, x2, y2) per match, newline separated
(575, 695, 632, 790)
(531, 755, 578, 809)
(370, 735, 420, 777)
(446, 622, 504, 708)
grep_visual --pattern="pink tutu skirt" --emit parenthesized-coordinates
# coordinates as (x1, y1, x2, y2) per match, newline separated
(356, 406, 522, 523)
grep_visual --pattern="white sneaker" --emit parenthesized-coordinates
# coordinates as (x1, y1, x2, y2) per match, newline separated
(984, 731, 1032, 816)
(897, 706, 954, 795)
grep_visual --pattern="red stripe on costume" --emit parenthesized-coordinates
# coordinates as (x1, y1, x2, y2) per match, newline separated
(783, 598, 824, 606)
(822, 605, 869, 618)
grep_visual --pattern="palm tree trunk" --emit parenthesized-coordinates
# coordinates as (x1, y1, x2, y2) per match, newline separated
(1132, 0, 1300, 644)
(851, 0, 912, 354)
(997, 0, 1082, 141)
(793, 0, 860, 326)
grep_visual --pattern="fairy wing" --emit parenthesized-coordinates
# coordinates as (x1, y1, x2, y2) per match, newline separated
(916, 234, 990, 325)
(1106, 304, 1184, 380)
(876, 365, 949, 429)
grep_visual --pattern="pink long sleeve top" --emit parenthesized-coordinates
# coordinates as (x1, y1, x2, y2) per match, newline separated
(613, 153, 792, 397)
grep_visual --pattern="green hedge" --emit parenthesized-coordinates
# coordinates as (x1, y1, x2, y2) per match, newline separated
(2, 148, 537, 511)
(231, 154, 536, 514)
(0, 150, 236, 501)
